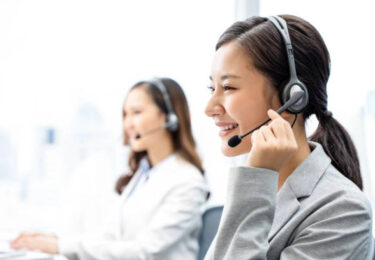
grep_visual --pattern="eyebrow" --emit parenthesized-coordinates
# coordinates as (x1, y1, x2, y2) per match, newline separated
(123, 104, 142, 114)
(209, 74, 241, 81)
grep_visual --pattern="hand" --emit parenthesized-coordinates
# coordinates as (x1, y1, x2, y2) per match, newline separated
(247, 109, 298, 172)
(10, 233, 58, 254)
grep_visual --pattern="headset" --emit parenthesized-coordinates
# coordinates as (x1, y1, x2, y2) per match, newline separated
(268, 16, 308, 114)
(150, 78, 179, 132)
(135, 78, 179, 139)
(228, 16, 309, 147)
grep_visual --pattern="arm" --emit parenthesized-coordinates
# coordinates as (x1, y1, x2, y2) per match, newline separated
(205, 166, 278, 260)
(205, 109, 297, 260)
(60, 179, 207, 260)
(206, 168, 374, 260)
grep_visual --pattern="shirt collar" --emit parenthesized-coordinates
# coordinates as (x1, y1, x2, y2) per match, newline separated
(282, 141, 331, 198)
(139, 153, 177, 179)
(139, 157, 151, 173)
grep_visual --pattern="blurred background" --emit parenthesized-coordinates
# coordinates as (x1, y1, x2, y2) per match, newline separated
(0, 0, 374, 236)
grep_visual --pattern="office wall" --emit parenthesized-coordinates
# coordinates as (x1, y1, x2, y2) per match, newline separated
(0, 0, 234, 232)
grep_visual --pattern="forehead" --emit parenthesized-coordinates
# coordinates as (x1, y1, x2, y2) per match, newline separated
(124, 87, 154, 109)
(211, 41, 253, 79)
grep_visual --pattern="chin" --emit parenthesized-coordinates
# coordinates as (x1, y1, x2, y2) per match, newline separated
(129, 143, 145, 153)
(221, 142, 241, 157)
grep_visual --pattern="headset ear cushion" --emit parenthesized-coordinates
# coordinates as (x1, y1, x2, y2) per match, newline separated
(281, 82, 309, 114)
(166, 113, 179, 132)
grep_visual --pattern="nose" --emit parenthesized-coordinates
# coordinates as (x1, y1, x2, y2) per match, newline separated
(123, 115, 133, 132)
(205, 93, 224, 118)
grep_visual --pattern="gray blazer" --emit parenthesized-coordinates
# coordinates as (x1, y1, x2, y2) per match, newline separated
(205, 142, 373, 259)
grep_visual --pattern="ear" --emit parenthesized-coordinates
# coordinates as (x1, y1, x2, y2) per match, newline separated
(280, 111, 296, 123)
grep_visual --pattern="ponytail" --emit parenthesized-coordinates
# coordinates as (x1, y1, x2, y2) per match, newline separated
(309, 112, 362, 190)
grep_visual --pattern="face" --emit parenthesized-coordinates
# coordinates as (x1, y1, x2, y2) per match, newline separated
(123, 87, 168, 152)
(205, 41, 280, 156)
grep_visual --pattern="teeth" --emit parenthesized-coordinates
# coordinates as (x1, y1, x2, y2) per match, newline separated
(220, 124, 238, 131)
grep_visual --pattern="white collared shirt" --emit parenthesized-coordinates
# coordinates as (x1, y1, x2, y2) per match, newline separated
(59, 153, 208, 260)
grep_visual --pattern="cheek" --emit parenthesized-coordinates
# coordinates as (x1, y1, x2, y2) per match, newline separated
(133, 115, 153, 131)
(229, 96, 270, 130)
(225, 95, 257, 130)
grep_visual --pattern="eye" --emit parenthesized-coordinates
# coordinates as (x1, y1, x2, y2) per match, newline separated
(207, 85, 215, 93)
(223, 85, 236, 91)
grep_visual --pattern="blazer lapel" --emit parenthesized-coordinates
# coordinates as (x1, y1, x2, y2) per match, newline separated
(268, 141, 331, 241)
(268, 183, 300, 240)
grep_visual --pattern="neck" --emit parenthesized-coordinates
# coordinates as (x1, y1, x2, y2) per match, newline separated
(277, 120, 311, 190)
(147, 133, 174, 167)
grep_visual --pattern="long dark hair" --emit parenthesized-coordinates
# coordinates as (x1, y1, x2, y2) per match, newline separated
(216, 15, 362, 189)
(116, 78, 204, 194)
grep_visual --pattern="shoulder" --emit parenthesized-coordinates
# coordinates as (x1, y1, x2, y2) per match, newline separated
(166, 154, 204, 179)
(295, 142, 372, 218)
(299, 164, 372, 234)
(289, 165, 374, 257)
(153, 154, 208, 204)
(314, 165, 371, 212)
(153, 154, 206, 189)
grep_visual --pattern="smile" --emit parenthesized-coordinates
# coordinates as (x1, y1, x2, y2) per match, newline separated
(218, 123, 238, 137)
(219, 124, 238, 131)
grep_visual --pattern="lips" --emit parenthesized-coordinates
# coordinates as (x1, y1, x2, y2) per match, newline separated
(216, 122, 239, 137)
(219, 123, 238, 131)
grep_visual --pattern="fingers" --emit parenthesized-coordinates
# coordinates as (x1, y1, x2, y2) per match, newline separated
(10, 236, 27, 249)
(10, 233, 38, 250)
(257, 109, 289, 142)
(247, 109, 298, 171)
(267, 109, 293, 139)
(251, 128, 263, 146)
(267, 109, 281, 121)
(11, 233, 29, 247)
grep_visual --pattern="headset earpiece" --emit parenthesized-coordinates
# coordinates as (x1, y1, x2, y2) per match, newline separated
(281, 81, 309, 114)
(150, 78, 179, 132)
(166, 113, 179, 132)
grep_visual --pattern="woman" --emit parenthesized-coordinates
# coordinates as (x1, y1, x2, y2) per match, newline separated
(11, 77, 208, 260)
(204, 15, 373, 259)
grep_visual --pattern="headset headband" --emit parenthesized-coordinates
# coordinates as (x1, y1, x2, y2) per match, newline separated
(267, 16, 309, 114)
(268, 16, 298, 82)
(149, 78, 179, 132)
(150, 78, 176, 116)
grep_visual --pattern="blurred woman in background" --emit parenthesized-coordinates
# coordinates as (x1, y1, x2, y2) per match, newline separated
(11, 77, 208, 260)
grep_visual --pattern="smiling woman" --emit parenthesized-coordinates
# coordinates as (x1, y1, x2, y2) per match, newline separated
(11, 78, 209, 260)
(204, 15, 373, 259)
